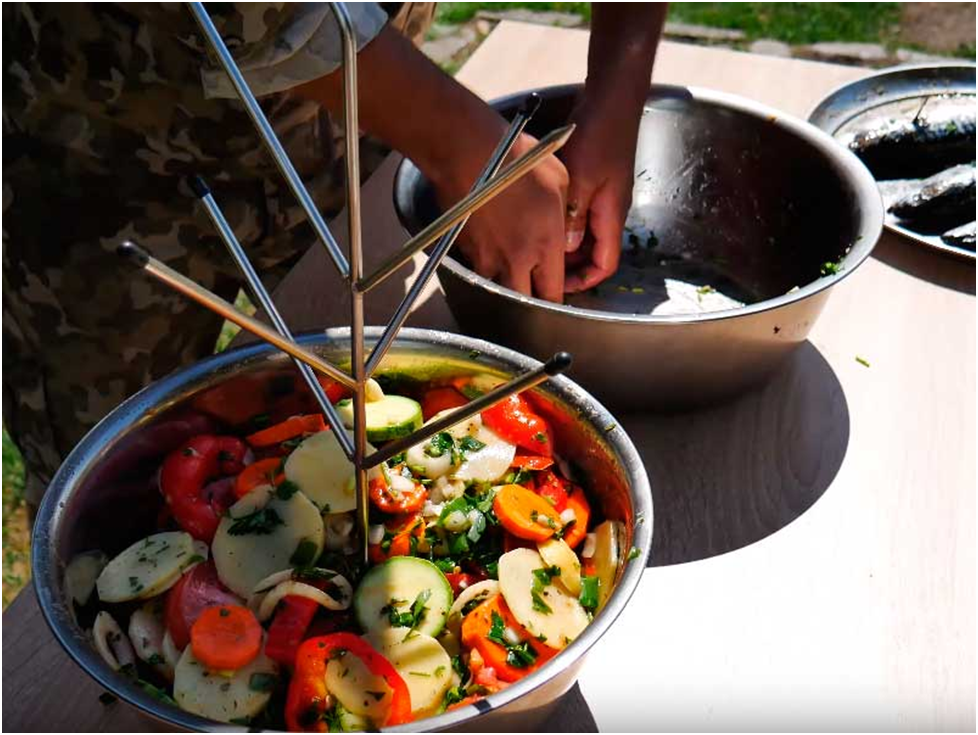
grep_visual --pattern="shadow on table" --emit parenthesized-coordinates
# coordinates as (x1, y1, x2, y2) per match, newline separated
(456, 683, 598, 733)
(618, 340, 849, 567)
(871, 232, 975, 296)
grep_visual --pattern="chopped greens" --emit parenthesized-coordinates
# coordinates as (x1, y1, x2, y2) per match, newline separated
(275, 480, 300, 500)
(227, 507, 284, 536)
(487, 610, 538, 668)
(458, 435, 486, 454)
(381, 589, 431, 638)
(530, 565, 561, 614)
(248, 672, 278, 692)
(579, 575, 600, 611)
(289, 539, 320, 567)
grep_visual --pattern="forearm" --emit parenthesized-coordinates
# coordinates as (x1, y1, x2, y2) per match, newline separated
(294, 26, 507, 195)
(583, 3, 666, 108)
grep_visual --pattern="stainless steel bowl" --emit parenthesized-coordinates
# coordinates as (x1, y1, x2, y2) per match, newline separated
(33, 327, 652, 732)
(394, 84, 885, 410)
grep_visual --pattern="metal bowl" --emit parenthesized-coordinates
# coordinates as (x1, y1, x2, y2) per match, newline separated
(32, 327, 652, 732)
(394, 84, 885, 410)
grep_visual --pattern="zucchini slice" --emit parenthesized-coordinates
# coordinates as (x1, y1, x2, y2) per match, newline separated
(354, 557, 453, 638)
(96, 532, 195, 603)
(337, 394, 423, 443)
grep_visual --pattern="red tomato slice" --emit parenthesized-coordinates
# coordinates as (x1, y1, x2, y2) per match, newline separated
(421, 387, 469, 421)
(534, 470, 569, 512)
(164, 561, 241, 649)
(481, 394, 553, 457)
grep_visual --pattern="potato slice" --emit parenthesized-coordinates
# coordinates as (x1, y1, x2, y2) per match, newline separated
(96, 532, 195, 603)
(498, 548, 589, 649)
(284, 430, 375, 513)
(591, 520, 623, 612)
(65, 550, 107, 606)
(173, 643, 278, 723)
(212, 485, 325, 598)
(366, 628, 452, 717)
(326, 648, 392, 721)
(452, 427, 516, 484)
(537, 538, 582, 596)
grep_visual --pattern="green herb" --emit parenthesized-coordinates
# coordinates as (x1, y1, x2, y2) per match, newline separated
(579, 575, 600, 611)
(290, 539, 320, 567)
(387, 452, 407, 466)
(409, 671, 431, 678)
(382, 589, 431, 636)
(128, 576, 144, 593)
(219, 607, 231, 617)
(321, 706, 343, 732)
(533, 431, 548, 444)
(820, 260, 843, 276)
(184, 554, 204, 566)
(425, 432, 456, 460)
(604, 423, 617, 433)
(856, 355, 870, 368)
(444, 686, 468, 707)
(458, 435, 486, 454)
(434, 665, 446, 677)
(530, 565, 561, 614)
(275, 479, 299, 500)
(627, 546, 641, 561)
(461, 592, 490, 617)
(120, 665, 179, 707)
(146, 653, 164, 665)
(248, 672, 278, 692)
(487, 610, 538, 668)
(227, 507, 284, 536)
(696, 285, 716, 295)
(503, 467, 533, 485)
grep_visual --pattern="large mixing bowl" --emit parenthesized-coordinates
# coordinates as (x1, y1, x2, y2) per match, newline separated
(33, 327, 652, 732)
(394, 84, 885, 409)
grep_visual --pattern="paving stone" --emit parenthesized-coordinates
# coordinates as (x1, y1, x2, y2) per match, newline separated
(421, 26, 476, 64)
(663, 22, 746, 42)
(475, 9, 585, 28)
(748, 39, 793, 57)
(806, 42, 890, 63)
(895, 47, 954, 63)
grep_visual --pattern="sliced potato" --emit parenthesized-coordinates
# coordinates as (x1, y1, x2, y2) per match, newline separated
(96, 532, 195, 603)
(212, 485, 325, 598)
(65, 550, 107, 606)
(128, 601, 171, 676)
(326, 648, 392, 721)
(92, 611, 135, 671)
(537, 538, 582, 596)
(405, 439, 454, 479)
(174, 643, 278, 723)
(498, 548, 589, 649)
(284, 430, 374, 513)
(366, 628, 452, 717)
(426, 409, 483, 440)
(445, 579, 500, 637)
(592, 520, 622, 612)
(452, 426, 515, 484)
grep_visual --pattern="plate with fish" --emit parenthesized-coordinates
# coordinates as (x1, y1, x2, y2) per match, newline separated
(809, 64, 976, 260)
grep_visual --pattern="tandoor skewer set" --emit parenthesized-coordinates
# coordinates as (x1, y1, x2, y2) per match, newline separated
(120, 2, 575, 564)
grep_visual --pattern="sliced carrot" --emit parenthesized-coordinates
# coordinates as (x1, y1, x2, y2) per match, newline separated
(234, 458, 284, 498)
(561, 485, 591, 549)
(493, 484, 562, 542)
(368, 514, 425, 563)
(190, 604, 262, 670)
(246, 414, 326, 447)
(511, 454, 554, 471)
(421, 387, 468, 421)
(460, 594, 555, 683)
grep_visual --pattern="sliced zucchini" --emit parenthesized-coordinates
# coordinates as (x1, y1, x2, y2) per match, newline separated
(337, 394, 423, 443)
(591, 520, 623, 612)
(96, 532, 195, 603)
(453, 426, 516, 484)
(336, 703, 372, 732)
(173, 642, 278, 723)
(537, 538, 582, 596)
(325, 647, 392, 721)
(366, 628, 452, 718)
(65, 550, 108, 606)
(212, 485, 325, 598)
(498, 548, 589, 649)
(284, 430, 373, 513)
(354, 557, 453, 638)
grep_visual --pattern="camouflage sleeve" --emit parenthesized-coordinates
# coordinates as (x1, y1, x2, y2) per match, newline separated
(200, 3, 388, 99)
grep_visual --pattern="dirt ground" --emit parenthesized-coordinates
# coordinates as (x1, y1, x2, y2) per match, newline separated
(899, 2, 976, 52)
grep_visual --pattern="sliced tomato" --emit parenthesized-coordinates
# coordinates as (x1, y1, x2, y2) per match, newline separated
(511, 454, 554, 471)
(533, 470, 569, 512)
(444, 572, 480, 597)
(265, 596, 319, 668)
(421, 387, 469, 421)
(481, 394, 552, 457)
(369, 473, 427, 515)
(164, 560, 241, 649)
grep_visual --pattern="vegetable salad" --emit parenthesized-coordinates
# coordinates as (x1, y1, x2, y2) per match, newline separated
(67, 375, 624, 730)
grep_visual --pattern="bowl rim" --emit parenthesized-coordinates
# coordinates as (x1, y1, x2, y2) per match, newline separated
(395, 83, 885, 325)
(32, 326, 653, 732)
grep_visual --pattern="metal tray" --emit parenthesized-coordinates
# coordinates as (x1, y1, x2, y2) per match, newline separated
(809, 64, 976, 261)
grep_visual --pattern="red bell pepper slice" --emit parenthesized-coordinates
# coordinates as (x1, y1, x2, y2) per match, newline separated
(159, 435, 248, 542)
(420, 387, 468, 421)
(511, 454, 554, 471)
(265, 596, 319, 668)
(533, 470, 569, 512)
(285, 633, 412, 731)
(246, 414, 326, 448)
(481, 394, 552, 457)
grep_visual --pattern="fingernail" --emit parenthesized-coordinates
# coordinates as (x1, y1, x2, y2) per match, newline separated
(565, 229, 584, 252)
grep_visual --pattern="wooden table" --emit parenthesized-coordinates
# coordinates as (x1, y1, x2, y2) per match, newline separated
(4, 23, 974, 732)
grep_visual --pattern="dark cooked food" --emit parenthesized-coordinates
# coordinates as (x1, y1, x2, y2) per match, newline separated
(846, 102, 976, 179)
(941, 221, 976, 250)
(888, 164, 976, 224)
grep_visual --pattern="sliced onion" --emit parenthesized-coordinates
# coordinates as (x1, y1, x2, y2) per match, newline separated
(446, 579, 500, 636)
(502, 626, 522, 646)
(162, 631, 182, 670)
(581, 533, 597, 559)
(390, 473, 416, 494)
(560, 508, 577, 525)
(368, 524, 386, 545)
(257, 577, 352, 621)
(93, 611, 135, 671)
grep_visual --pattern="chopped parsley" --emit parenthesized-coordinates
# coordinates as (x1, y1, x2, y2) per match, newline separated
(275, 479, 300, 500)
(425, 432, 456, 461)
(289, 539, 320, 567)
(820, 260, 844, 277)
(856, 356, 871, 368)
(487, 610, 538, 668)
(381, 589, 431, 638)
(531, 565, 561, 614)
(458, 435, 486, 454)
(227, 507, 284, 536)
(627, 546, 641, 561)
(579, 575, 600, 611)
(248, 672, 278, 692)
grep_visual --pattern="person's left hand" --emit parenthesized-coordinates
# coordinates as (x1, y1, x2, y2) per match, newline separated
(560, 94, 643, 293)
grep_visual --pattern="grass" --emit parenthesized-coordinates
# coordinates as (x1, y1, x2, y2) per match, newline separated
(437, 2, 591, 24)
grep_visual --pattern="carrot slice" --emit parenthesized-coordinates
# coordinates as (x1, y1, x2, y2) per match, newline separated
(561, 485, 591, 549)
(493, 484, 562, 542)
(368, 514, 425, 563)
(246, 414, 326, 447)
(460, 594, 555, 682)
(511, 455, 554, 471)
(234, 458, 284, 498)
(190, 604, 262, 670)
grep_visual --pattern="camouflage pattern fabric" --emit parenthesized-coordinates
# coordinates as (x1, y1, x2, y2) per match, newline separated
(2, 2, 435, 508)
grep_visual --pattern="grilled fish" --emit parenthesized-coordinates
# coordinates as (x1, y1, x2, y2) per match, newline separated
(941, 221, 976, 250)
(888, 164, 975, 224)
(844, 100, 975, 179)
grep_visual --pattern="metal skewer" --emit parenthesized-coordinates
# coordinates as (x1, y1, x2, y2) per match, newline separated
(364, 93, 542, 377)
(190, 177, 355, 461)
(188, 1, 349, 279)
(358, 123, 575, 293)
(116, 240, 356, 390)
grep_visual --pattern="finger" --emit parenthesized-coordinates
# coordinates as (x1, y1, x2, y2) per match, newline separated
(564, 263, 608, 293)
(564, 180, 590, 254)
(531, 237, 565, 303)
(586, 187, 625, 280)
(499, 262, 533, 297)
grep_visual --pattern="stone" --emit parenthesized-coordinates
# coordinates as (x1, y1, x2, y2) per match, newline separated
(805, 42, 890, 63)
(895, 47, 953, 63)
(421, 25, 476, 65)
(748, 39, 793, 57)
(475, 9, 584, 28)
(663, 22, 746, 43)
(474, 19, 494, 36)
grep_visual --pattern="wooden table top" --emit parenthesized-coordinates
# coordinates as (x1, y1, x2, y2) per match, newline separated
(4, 22, 974, 732)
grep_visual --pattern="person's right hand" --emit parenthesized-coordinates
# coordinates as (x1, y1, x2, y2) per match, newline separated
(430, 133, 570, 303)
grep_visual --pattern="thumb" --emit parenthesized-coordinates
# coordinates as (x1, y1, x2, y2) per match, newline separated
(564, 179, 591, 253)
